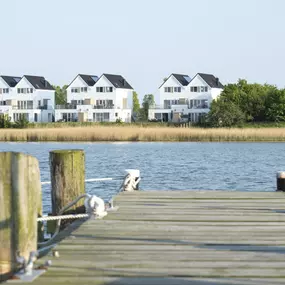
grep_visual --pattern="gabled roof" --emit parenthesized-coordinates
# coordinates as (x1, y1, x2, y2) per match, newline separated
(0, 76, 21, 87)
(102, 74, 133, 89)
(159, 73, 191, 89)
(78, 74, 98, 86)
(23, 75, 54, 90)
(172, 74, 191, 86)
(196, 73, 224, 88)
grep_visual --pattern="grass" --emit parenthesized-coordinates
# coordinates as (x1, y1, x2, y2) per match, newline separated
(1, 125, 285, 142)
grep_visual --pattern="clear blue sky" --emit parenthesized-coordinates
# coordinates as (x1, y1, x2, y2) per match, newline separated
(1, 0, 285, 101)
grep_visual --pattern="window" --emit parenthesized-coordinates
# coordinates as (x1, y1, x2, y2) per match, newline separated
(38, 100, 41, 107)
(96, 87, 108, 92)
(3, 88, 9, 94)
(115, 113, 118, 117)
(174, 87, 181, 93)
(30, 88, 33, 93)
(18, 88, 21, 94)
(84, 87, 87, 92)
(205, 86, 208, 92)
(164, 87, 174, 93)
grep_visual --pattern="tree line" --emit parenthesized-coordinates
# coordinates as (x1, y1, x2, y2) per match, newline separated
(203, 79, 285, 127)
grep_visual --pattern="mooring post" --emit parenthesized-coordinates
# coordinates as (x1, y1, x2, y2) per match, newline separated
(50, 150, 85, 216)
(0, 152, 42, 281)
(125, 169, 140, 190)
(277, 172, 285, 191)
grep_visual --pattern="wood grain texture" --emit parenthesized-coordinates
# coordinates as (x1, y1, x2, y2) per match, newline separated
(26, 191, 285, 284)
(50, 150, 85, 215)
(0, 152, 41, 281)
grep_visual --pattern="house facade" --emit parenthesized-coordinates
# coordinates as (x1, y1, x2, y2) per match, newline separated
(55, 74, 133, 123)
(0, 75, 55, 123)
(149, 73, 224, 122)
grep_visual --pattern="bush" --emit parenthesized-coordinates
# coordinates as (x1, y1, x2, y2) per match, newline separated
(0, 114, 12, 128)
(14, 115, 30, 129)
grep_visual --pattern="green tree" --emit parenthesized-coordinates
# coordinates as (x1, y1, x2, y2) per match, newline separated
(54, 85, 68, 105)
(265, 88, 285, 122)
(139, 94, 155, 121)
(207, 99, 245, 127)
(132, 91, 140, 113)
(0, 114, 12, 128)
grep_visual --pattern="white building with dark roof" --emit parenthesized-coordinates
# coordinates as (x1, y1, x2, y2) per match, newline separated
(0, 75, 55, 123)
(149, 72, 224, 122)
(55, 73, 133, 123)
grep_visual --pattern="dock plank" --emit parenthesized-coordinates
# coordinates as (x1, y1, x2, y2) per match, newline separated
(20, 191, 285, 284)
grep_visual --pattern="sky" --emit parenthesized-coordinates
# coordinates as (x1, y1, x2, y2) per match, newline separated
(1, 0, 285, 101)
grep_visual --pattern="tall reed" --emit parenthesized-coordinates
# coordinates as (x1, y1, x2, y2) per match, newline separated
(0, 126, 285, 142)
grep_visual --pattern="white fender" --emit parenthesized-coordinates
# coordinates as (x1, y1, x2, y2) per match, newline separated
(84, 195, 107, 218)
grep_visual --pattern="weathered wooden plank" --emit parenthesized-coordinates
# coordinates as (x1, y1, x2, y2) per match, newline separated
(21, 190, 285, 284)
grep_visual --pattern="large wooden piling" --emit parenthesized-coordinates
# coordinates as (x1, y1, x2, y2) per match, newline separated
(0, 152, 42, 280)
(50, 150, 85, 216)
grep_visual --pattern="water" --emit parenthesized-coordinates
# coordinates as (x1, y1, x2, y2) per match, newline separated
(0, 142, 283, 213)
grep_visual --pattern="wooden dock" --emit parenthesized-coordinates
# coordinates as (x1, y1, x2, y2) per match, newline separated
(22, 190, 285, 284)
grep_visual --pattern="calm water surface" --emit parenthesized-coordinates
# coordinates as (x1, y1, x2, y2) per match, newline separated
(0, 142, 284, 213)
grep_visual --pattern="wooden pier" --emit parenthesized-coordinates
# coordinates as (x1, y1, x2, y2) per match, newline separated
(21, 190, 285, 285)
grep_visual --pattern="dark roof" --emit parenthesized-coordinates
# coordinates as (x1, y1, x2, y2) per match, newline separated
(102, 74, 133, 89)
(172, 74, 191, 86)
(1, 76, 21, 87)
(78, 74, 98, 86)
(159, 73, 191, 88)
(24, 75, 54, 90)
(197, 73, 224, 88)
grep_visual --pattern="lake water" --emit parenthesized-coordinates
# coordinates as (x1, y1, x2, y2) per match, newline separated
(0, 142, 284, 214)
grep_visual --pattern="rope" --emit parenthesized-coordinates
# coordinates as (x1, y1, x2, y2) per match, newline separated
(38, 194, 89, 246)
(38, 171, 140, 247)
(41, 176, 125, 185)
(37, 213, 89, 222)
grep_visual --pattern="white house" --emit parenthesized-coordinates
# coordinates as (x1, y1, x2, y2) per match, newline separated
(0, 75, 55, 123)
(55, 73, 133, 123)
(149, 73, 224, 122)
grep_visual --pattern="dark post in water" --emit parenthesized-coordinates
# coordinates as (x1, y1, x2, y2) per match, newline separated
(277, 172, 285, 191)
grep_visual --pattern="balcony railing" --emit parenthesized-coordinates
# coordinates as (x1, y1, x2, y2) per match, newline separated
(56, 104, 77, 110)
(93, 104, 115, 109)
(56, 104, 120, 110)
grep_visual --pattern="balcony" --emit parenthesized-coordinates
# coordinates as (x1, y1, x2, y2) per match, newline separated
(93, 104, 115, 109)
(189, 103, 209, 109)
(12, 106, 34, 110)
(56, 104, 77, 110)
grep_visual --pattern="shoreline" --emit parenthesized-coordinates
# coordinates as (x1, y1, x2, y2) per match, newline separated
(0, 126, 285, 142)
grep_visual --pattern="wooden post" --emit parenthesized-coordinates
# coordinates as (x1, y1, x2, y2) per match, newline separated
(277, 172, 285, 191)
(0, 152, 42, 280)
(50, 150, 85, 216)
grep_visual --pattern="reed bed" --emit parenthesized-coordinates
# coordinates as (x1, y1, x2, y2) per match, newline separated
(0, 126, 285, 142)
